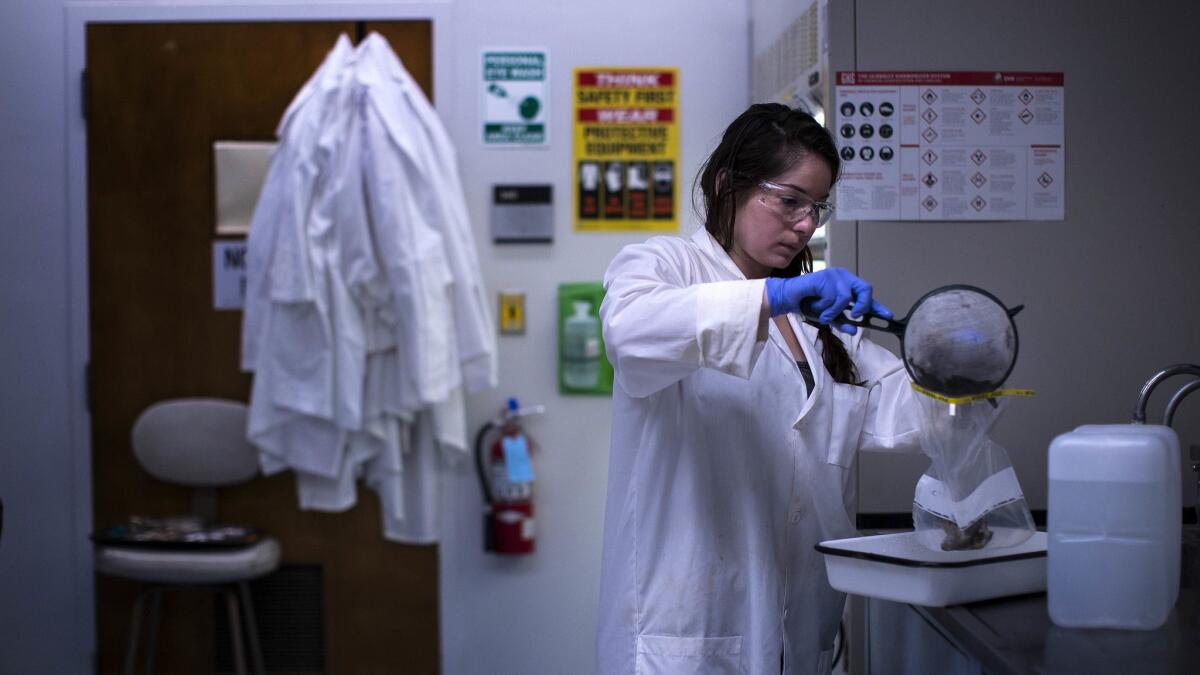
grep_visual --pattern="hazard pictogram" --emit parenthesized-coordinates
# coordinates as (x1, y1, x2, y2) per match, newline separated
(922, 149, 939, 165)
(922, 108, 939, 124)
(922, 195, 938, 211)
(1019, 89, 1034, 105)
(971, 196, 987, 211)
(922, 127, 939, 143)
(971, 108, 987, 124)
(971, 149, 988, 165)
(922, 172, 938, 188)
(970, 88, 987, 105)
(922, 89, 938, 105)
(1038, 172, 1054, 188)
(971, 172, 987, 188)
(1019, 109, 1035, 125)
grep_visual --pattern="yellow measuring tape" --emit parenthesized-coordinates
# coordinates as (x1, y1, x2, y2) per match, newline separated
(911, 382, 1036, 404)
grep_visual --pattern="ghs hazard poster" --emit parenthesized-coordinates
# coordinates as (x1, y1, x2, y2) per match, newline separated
(573, 67, 679, 232)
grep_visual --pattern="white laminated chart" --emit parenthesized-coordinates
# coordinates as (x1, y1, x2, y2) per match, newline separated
(834, 72, 1064, 221)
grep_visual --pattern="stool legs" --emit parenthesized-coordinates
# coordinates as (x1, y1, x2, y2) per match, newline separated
(122, 589, 150, 675)
(121, 583, 261, 674)
(224, 588, 248, 675)
(238, 581, 266, 674)
(143, 589, 162, 674)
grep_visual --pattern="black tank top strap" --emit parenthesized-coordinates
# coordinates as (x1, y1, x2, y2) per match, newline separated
(796, 361, 815, 393)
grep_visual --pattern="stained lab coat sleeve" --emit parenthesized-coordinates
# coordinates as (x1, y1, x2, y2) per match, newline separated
(600, 237, 767, 399)
(850, 334, 923, 452)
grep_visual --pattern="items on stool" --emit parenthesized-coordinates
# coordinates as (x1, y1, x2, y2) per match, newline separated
(92, 398, 280, 675)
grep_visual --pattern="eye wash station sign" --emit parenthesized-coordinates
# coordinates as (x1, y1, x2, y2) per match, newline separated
(482, 50, 549, 146)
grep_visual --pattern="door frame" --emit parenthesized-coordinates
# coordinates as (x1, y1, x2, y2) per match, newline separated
(64, 1, 453, 663)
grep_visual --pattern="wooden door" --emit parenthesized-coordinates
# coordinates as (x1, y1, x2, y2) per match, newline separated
(88, 21, 437, 674)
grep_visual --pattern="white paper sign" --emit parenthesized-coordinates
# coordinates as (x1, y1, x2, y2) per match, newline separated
(834, 72, 1064, 221)
(213, 240, 247, 310)
(482, 49, 548, 146)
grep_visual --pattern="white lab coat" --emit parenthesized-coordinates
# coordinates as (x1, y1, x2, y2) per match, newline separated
(242, 35, 352, 375)
(358, 33, 497, 400)
(242, 34, 494, 543)
(245, 35, 361, 480)
(596, 228, 921, 674)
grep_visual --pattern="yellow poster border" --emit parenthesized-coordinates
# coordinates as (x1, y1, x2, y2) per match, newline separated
(572, 66, 679, 233)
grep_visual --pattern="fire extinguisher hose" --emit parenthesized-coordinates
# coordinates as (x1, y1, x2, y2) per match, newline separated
(474, 420, 497, 505)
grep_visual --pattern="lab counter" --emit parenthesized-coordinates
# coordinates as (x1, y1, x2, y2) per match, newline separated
(910, 589, 1200, 675)
(855, 526, 1200, 674)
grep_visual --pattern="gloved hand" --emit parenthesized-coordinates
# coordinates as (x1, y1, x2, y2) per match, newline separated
(764, 268, 893, 335)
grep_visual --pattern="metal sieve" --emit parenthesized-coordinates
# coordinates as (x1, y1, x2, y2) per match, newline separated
(809, 285, 1024, 398)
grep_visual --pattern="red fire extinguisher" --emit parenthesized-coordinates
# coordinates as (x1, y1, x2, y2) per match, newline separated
(475, 398, 544, 555)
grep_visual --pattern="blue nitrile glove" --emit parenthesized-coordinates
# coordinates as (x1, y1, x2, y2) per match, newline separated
(764, 268, 893, 335)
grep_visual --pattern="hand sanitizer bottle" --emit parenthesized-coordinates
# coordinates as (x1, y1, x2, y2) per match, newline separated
(563, 301, 600, 389)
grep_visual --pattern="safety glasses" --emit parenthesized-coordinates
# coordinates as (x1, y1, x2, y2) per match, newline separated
(757, 180, 834, 227)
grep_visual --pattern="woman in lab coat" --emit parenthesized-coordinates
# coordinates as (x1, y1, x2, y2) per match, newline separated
(596, 104, 920, 674)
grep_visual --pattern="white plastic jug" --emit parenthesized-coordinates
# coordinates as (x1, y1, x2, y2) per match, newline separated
(1047, 424, 1181, 629)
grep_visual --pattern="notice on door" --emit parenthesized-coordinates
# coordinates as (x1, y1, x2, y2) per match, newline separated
(213, 240, 247, 310)
(482, 49, 548, 146)
(573, 67, 679, 232)
(834, 72, 1064, 221)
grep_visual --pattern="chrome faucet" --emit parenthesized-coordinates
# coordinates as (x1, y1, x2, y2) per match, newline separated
(1133, 363, 1200, 524)
(1132, 363, 1200, 424)
(1165, 379, 1200, 428)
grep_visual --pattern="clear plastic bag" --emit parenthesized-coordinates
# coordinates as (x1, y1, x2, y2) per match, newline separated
(911, 392, 1035, 551)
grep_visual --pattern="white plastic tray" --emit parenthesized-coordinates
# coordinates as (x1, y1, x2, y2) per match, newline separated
(816, 530, 1047, 607)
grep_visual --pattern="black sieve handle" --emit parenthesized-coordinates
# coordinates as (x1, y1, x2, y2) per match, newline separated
(840, 312, 908, 336)
(798, 298, 907, 336)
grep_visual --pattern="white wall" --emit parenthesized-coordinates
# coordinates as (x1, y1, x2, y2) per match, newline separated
(0, 0, 92, 672)
(441, 2, 748, 673)
(0, 0, 748, 672)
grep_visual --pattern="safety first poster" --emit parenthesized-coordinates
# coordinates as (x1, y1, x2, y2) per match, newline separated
(573, 67, 679, 231)
(834, 72, 1064, 221)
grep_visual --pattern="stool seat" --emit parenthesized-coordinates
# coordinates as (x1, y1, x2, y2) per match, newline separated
(96, 538, 280, 585)
(102, 399, 274, 674)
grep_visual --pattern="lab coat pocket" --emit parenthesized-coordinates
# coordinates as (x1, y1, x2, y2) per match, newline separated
(635, 634, 743, 675)
(826, 382, 869, 468)
(269, 303, 330, 395)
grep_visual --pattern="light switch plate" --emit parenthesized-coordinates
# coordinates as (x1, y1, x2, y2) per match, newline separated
(491, 184, 553, 243)
(499, 291, 526, 334)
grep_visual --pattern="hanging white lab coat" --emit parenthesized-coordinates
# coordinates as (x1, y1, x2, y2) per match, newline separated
(595, 228, 921, 675)
(242, 35, 352, 374)
(242, 34, 494, 543)
(357, 33, 497, 401)
(244, 36, 361, 481)
(340, 34, 478, 542)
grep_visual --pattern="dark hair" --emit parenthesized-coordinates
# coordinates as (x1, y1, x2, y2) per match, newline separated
(696, 103, 859, 384)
